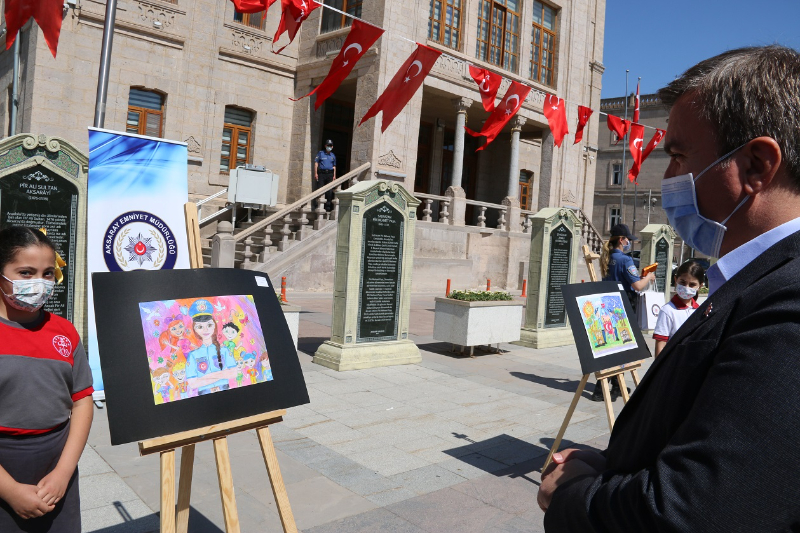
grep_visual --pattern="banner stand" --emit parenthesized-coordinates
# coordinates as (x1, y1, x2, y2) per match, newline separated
(137, 204, 299, 533)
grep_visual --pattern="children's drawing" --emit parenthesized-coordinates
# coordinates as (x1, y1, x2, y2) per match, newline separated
(576, 292, 636, 358)
(138, 295, 272, 405)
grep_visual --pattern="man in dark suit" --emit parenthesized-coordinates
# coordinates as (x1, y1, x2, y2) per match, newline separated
(538, 45, 800, 531)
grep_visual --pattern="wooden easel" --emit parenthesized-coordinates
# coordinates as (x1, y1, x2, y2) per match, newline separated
(136, 204, 298, 532)
(542, 245, 643, 470)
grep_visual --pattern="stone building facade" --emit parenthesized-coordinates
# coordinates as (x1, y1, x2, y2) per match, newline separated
(592, 93, 670, 239)
(0, 0, 605, 220)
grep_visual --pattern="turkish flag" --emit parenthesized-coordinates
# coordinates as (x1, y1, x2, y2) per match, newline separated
(573, 105, 593, 145)
(633, 81, 640, 123)
(292, 21, 384, 110)
(231, 0, 274, 13)
(468, 66, 502, 113)
(359, 44, 442, 133)
(643, 128, 666, 160)
(542, 94, 569, 147)
(465, 81, 531, 151)
(606, 114, 630, 145)
(5, 0, 63, 58)
(273, 0, 319, 54)
(628, 123, 645, 183)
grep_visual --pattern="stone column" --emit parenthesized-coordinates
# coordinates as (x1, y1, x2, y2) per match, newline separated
(639, 224, 677, 301)
(503, 116, 526, 232)
(538, 131, 554, 211)
(447, 98, 473, 226)
(211, 221, 236, 268)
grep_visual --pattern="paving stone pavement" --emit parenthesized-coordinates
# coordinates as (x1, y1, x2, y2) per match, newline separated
(79, 292, 653, 532)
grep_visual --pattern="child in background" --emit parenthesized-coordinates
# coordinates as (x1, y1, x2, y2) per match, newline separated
(653, 260, 705, 357)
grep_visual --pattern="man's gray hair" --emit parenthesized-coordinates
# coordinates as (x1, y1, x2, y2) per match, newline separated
(658, 45, 800, 187)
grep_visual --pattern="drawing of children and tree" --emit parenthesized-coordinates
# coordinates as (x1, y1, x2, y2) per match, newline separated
(578, 293, 636, 358)
(138, 295, 273, 405)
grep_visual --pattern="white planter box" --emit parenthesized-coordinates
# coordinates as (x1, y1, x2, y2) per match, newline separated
(281, 304, 300, 350)
(433, 297, 524, 347)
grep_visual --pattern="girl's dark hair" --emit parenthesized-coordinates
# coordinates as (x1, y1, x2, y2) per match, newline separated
(193, 314, 222, 368)
(675, 260, 705, 283)
(0, 226, 55, 272)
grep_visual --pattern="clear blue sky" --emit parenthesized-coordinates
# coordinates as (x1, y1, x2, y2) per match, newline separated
(601, 0, 800, 98)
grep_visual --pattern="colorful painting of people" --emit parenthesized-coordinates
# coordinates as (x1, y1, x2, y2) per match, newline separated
(138, 295, 272, 405)
(578, 293, 636, 358)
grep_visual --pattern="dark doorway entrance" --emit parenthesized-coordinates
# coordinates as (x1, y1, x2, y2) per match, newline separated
(321, 99, 354, 175)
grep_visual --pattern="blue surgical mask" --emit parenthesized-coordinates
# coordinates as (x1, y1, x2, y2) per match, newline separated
(661, 143, 751, 258)
(622, 241, 632, 253)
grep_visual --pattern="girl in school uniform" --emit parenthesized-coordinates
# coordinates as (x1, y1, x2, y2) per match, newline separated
(653, 260, 706, 357)
(0, 227, 94, 532)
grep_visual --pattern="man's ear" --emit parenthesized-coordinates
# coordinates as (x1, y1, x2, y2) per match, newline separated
(741, 136, 782, 195)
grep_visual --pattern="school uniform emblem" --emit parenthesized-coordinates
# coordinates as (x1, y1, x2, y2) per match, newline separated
(53, 335, 72, 357)
(196, 357, 209, 374)
(627, 265, 639, 276)
(102, 210, 178, 272)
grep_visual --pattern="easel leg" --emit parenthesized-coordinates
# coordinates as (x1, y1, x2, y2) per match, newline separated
(616, 373, 630, 403)
(160, 450, 176, 533)
(176, 444, 195, 533)
(630, 369, 641, 387)
(543, 374, 590, 471)
(600, 378, 615, 432)
(257, 427, 298, 533)
(213, 438, 241, 533)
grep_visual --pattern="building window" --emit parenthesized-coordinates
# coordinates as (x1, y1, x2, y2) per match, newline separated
(429, 0, 461, 49)
(233, 9, 267, 31)
(127, 88, 164, 137)
(321, 0, 362, 33)
(608, 206, 621, 232)
(610, 162, 623, 186)
(476, 0, 520, 72)
(530, 1, 556, 86)
(220, 107, 254, 173)
(518, 170, 533, 209)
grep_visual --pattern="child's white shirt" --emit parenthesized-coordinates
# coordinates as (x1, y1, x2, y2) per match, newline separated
(653, 295, 699, 342)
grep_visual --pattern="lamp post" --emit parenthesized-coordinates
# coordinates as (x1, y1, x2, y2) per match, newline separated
(644, 189, 657, 225)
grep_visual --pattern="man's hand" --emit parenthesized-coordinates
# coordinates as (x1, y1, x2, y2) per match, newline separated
(314, 174, 318, 182)
(538, 449, 606, 512)
(5, 483, 54, 519)
(645, 272, 656, 283)
(36, 467, 72, 506)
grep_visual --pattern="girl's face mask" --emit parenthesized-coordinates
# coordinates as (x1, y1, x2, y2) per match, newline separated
(1, 275, 55, 312)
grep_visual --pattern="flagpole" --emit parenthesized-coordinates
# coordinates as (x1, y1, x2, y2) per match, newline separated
(93, 0, 118, 128)
(620, 70, 628, 228)
(632, 77, 640, 242)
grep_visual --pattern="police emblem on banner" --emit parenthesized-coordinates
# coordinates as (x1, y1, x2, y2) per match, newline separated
(103, 211, 179, 271)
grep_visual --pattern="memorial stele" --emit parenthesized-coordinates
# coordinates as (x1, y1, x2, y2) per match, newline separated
(314, 180, 421, 371)
(639, 224, 677, 302)
(518, 207, 580, 349)
(0, 133, 88, 338)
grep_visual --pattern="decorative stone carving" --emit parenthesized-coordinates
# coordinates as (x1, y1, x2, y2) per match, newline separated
(23, 134, 60, 153)
(137, 1, 175, 29)
(184, 136, 202, 154)
(431, 54, 468, 81)
(231, 30, 264, 54)
(316, 35, 345, 58)
(377, 150, 402, 169)
(23, 170, 54, 182)
(561, 190, 577, 204)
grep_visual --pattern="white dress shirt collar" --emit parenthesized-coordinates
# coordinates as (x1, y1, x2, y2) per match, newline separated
(707, 216, 800, 296)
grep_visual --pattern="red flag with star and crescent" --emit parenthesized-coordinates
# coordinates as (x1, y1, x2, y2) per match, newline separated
(468, 65, 502, 113)
(643, 128, 666, 160)
(465, 81, 531, 151)
(573, 105, 593, 145)
(606, 114, 630, 145)
(292, 20, 384, 110)
(359, 44, 442, 133)
(542, 94, 569, 147)
(273, 0, 319, 54)
(628, 123, 645, 183)
(231, 0, 275, 13)
(5, 0, 63, 57)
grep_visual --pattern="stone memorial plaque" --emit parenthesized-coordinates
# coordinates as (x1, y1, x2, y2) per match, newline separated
(655, 237, 670, 293)
(0, 168, 78, 321)
(357, 203, 404, 342)
(544, 224, 572, 328)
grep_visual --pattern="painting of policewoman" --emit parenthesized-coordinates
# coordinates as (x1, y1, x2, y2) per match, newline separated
(575, 292, 636, 359)
(138, 295, 273, 405)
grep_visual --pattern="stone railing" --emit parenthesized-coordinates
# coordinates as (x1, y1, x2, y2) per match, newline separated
(228, 163, 371, 266)
(414, 193, 535, 233)
(575, 208, 604, 253)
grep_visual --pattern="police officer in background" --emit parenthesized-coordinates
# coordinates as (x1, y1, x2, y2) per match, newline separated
(315, 140, 337, 211)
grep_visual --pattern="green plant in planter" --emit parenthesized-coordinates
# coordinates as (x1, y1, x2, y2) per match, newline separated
(448, 289, 514, 302)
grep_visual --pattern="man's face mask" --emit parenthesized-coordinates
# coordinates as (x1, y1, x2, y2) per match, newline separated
(325, 145, 333, 152)
(661, 142, 751, 258)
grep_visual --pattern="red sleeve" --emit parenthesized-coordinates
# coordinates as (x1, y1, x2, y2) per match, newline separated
(653, 334, 670, 342)
(71, 386, 94, 402)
